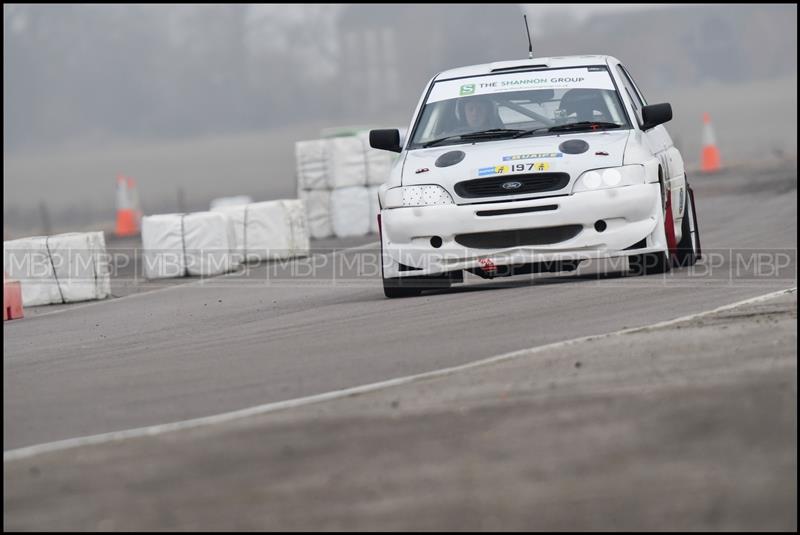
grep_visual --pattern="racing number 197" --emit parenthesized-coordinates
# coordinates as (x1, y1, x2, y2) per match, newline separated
(512, 163, 547, 172)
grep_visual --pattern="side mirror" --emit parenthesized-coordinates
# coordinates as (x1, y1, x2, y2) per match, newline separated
(370, 129, 402, 153)
(641, 103, 672, 130)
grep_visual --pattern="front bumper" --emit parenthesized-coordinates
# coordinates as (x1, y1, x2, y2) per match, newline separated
(381, 183, 667, 277)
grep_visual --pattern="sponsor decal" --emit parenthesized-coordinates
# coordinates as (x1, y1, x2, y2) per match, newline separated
(595, 151, 609, 156)
(502, 152, 562, 161)
(478, 165, 509, 177)
(427, 68, 616, 103)
(459, 84, 476, 96)
(415, 167, 429, 174)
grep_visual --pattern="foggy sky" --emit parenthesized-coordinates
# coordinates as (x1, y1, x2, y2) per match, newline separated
(4, 4, 796, 154)
(3, 4, 797, 236)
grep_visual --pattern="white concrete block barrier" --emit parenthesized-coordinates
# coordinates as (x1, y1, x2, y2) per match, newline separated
(141, 212, 240, 280)
(3, 232, 111, 306)
(212, 200, 310, 262)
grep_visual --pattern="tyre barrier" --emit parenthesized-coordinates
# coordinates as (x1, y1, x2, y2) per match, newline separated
(3, 232, 111, 307)
(141, 212, 240, 280)
(211, 199, 310, 261)
(295, 131, 397, 239)
(142, 200, 310, 279)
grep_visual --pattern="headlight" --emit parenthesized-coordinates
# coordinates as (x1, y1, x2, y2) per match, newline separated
(384, 185, 455, 208)
(572, 165, 645, 193)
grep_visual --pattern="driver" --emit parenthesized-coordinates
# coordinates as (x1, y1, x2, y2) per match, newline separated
(558, 89, 611, 122)
(458, 97, 502, 131)
(464, 99, 492, 129)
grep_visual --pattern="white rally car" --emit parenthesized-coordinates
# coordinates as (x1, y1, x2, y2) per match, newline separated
(370, 55, 701, 298)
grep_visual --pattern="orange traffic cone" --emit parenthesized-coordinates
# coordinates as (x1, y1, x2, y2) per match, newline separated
(115, 175, 142, 237)
(700, 112, 721, 173)
(4, 272, 24, 321)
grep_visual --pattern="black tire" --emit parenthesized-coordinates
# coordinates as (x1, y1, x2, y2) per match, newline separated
(379, 225, 456, 297)
(379, 224, 425, 298)
(383, 277, 422, 298)
(674, 186, 701, 267)
(382, 273, 451, 298)
(628, 251, 671, 275)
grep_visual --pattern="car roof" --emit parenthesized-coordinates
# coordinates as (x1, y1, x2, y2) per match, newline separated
(434, 55, 619, 81)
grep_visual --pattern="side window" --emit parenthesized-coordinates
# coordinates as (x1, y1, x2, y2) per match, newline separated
(620, 66, 648, 106)
(616, 65, 646, 127)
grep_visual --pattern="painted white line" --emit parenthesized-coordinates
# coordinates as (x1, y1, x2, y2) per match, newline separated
(4, 286, 795, 462)
(20, 241, 381, 320)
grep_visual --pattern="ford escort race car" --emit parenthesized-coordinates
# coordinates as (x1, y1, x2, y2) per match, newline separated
(370, 55, 701, 298)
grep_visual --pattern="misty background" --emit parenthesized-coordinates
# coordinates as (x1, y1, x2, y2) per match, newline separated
(3, 4, 797, 237)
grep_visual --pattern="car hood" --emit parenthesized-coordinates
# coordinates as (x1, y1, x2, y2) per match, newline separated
(402, 130, 630, 202)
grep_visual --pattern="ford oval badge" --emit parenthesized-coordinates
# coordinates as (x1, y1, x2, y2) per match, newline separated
(502, 181, 522, 190)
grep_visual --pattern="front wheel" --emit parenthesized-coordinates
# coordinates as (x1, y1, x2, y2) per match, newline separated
(628, 251, 671, 275)
(383, 276, 422, 298)
(674, 185, 701, 267)
(382, 273, 452, 298)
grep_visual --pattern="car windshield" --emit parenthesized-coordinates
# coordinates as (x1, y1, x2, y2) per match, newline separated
(407, 66, 630, 149)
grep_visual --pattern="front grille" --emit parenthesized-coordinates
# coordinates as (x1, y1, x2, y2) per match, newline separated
(455, 173, 570, 198)
(455, 225, 582, 249)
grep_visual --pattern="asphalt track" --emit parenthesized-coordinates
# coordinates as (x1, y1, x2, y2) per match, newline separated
(4, 161, 797, 453)
(5, 290, 795, 530)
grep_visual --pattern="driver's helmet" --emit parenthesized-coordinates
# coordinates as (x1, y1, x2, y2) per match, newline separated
(558, 89, 611, 122)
